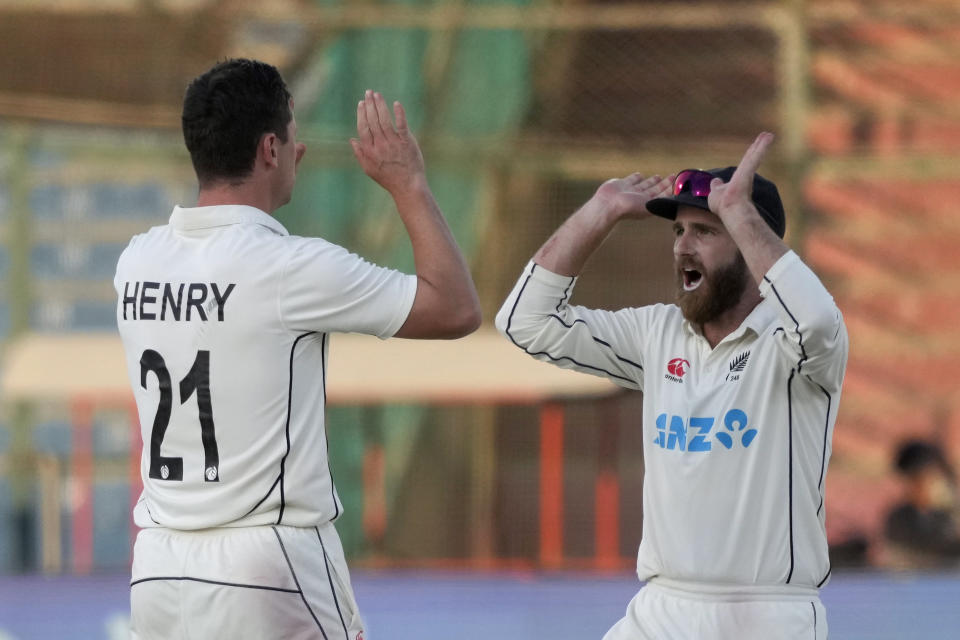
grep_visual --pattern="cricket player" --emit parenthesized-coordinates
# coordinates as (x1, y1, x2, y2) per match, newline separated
(496, 133, 847, 639)
(115, 59, 480, 639)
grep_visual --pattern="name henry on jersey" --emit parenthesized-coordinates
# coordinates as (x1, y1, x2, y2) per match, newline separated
(121, 281, 236, 322)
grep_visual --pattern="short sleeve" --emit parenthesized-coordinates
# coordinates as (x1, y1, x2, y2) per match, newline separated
(279, 238, 417, 338)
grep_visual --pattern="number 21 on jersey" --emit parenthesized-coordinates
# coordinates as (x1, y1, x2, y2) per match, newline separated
(140, 349, 220, 483)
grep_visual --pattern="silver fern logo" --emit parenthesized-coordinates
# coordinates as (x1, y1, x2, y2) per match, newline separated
(726, 351, 750, 382)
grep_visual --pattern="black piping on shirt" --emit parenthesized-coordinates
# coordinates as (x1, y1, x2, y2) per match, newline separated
(786, 368, 796, 584)
(277, 331, 316, 524)
(242, 332, 317, 524)
(785, 375, 832, 588)
(504, 265, 641, 385)
(321, 333, 340, 521)
(765, 277, 808, 374)
(130, 575, 300, 593)
(815, 382, 832, 518)
(316, 526, 349, 639)
(769, 276, 835, 585)
(274, 526, 330, 639)
(555, 277, 574, 313)
(817, 567, 831, 588)
(546, 313, 645, 372)
(243, 475, 281, 520)
(136, 496, 161, 525)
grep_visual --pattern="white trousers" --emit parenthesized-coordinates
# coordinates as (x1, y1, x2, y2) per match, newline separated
(130, 522, 364, 640)
(603, 579, 828, 640)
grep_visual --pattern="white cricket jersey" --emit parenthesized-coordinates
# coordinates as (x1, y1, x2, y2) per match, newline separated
(115, 205, 416, 530)
(496, 251, 848, 590)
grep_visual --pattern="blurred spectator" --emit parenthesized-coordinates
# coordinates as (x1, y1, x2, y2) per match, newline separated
(884, 439, 960, 569)
(828, 533, 870, 569)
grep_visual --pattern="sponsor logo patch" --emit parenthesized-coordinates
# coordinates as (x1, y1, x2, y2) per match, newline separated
(653, 408, 758, 452)
(665, 357, 689, 383)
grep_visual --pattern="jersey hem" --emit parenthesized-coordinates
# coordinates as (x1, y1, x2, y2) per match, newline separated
(649, 576, 819, 602)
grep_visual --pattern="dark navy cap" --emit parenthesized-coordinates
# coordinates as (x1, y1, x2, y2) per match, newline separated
(646, 166, 786, 238)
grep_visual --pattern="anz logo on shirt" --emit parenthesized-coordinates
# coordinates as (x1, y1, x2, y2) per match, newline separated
(653, 409, 758, 452)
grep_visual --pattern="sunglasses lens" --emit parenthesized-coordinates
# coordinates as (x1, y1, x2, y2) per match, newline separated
(673, 170, 713, 197)
(673, 170, 694, 195)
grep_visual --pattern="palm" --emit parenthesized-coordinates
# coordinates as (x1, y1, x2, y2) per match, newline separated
(595, 173, 674, 219)
(350, 91, 426, 194)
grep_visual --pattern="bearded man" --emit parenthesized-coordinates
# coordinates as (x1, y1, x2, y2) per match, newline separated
(496, 133, 848, 640)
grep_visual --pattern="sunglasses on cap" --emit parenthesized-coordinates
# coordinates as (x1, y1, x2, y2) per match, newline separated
(672, 169, 716, 198)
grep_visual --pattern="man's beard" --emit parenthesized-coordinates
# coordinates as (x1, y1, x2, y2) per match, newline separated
(675, 251, 751, 326)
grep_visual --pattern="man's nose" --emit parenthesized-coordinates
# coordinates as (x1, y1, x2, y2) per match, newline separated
(674, 232, 694, 257)
(296, 143, 306, 164)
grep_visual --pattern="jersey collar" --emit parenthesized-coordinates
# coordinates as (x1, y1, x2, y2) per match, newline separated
(681, 296, 779, 345)
(169, 205, 289, 236)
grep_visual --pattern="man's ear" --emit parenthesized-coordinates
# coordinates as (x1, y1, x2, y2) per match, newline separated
(259, 133, 279, 169)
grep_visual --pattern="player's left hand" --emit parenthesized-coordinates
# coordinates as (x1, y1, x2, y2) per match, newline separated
(350, 90, 427, 196)
(592, 173, 675, 220)
(707, 131, 774, 220)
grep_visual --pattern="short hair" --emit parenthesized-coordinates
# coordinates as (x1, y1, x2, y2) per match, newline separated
(895, 439, 952, 478)
(182, 59, 292, 186)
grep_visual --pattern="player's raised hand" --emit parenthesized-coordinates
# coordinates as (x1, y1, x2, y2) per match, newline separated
(350, 90, 426, 196)
(707, 132, 774, 220)
(593, 173, 675, 220)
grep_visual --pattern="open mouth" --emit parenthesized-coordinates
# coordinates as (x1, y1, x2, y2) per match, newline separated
(682, 269, 703, 292)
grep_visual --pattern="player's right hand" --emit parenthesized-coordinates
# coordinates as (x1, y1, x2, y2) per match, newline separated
(707, 131, 774, 223)
(591, 173, 675, 220)
(350, 90, 427, 196)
